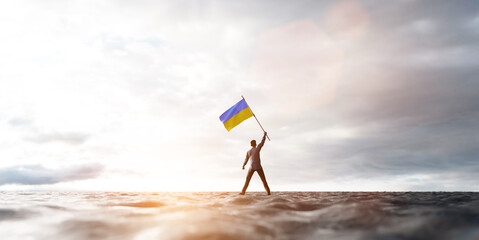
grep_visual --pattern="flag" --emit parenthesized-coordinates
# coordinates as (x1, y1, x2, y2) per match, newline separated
(219, 99, 254, 131)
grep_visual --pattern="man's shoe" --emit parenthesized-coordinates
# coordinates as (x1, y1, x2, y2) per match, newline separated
(239, 192, 245, 195)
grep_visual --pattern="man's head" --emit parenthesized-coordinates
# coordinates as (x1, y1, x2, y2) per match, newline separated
(250, 140, 256, 147)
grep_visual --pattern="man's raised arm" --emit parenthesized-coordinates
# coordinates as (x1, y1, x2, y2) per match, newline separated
(257, 132, 267, 150)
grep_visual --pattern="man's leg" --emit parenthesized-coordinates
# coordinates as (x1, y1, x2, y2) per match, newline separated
(257, 168, 271, 195)
(240, 169, 255, 194)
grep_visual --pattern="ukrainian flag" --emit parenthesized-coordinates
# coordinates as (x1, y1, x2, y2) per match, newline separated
(219, 99, 254, 131)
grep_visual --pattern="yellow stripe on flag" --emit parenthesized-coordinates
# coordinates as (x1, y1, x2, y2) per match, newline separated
(223, 107, 253, 131)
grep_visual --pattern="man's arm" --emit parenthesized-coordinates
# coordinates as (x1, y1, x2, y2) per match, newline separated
(242, 152, 249, 170)
(257, 132, 267, 150)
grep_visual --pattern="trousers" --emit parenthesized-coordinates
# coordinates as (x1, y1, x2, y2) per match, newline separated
(241, 167, 270, 194)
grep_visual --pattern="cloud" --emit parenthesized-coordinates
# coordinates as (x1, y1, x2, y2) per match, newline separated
(8, 118, 32, 127)
(25, 132, 90, 145)
(0, 164, 104, 186)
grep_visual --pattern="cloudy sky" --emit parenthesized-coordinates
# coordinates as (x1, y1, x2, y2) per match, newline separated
(1, 0, 478, 191)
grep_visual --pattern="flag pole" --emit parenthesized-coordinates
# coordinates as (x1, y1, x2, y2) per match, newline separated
(242, 96, 270, 141)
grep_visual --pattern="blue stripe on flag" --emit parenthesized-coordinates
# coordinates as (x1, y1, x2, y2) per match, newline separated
(219, 99, 249, 123)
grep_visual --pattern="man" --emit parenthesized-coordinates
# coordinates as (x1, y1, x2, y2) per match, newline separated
(240, 131, 271, 195)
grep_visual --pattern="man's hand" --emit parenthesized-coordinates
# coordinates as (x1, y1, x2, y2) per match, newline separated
(242, 166, 245, 170)
(264, 131, 267, 136)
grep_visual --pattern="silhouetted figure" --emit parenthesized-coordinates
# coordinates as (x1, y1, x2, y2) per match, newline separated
(240, 132, 271, 195)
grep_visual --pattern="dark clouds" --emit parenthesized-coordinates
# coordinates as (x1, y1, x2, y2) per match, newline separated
(306, 71, 479, 185)
(320, 0, 479, 181)
(255, 0, 479, 189)
(0, 164, 104, 186)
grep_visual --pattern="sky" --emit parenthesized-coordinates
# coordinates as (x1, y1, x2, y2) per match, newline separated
(0, 0, 478, 191)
